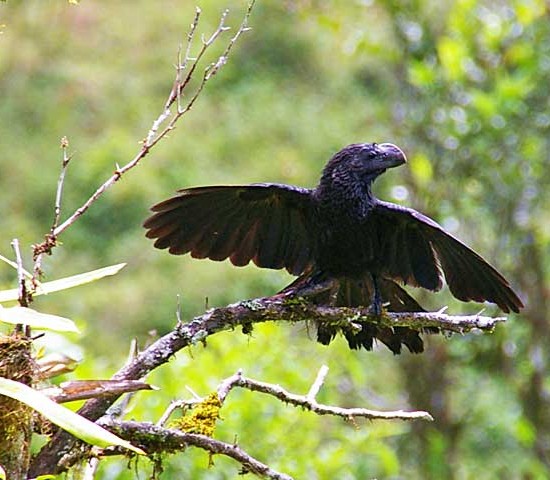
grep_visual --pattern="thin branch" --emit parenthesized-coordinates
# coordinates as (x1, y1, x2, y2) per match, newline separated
(31, 2, 255, 266)
(147, 7, 202, 144)
(216, 369, 433, 422)
(146, 0, 256, 150)
(10, 238, 29, 313)
(306, 364, 329, 401)
(91, 364, 428, 478)
(156, 399, 192, 427)
(32, 137, 73, 282)
(99, 420, 294, 480)
(52, 136, 73, 232)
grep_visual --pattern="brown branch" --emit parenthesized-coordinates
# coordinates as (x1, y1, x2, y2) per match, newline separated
(98, 420, 294, 480)
(41, 379, 155, 404)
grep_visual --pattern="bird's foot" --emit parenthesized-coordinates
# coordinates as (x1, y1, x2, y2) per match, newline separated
(368, 300, 389, 316)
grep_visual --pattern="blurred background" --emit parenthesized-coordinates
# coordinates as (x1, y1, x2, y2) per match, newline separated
(0, 0, 549, 478)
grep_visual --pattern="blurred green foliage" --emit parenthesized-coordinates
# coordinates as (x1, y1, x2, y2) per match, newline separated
(1, 0, 549, 478)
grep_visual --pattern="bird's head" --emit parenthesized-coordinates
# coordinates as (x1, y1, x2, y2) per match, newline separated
(320, 143, 407, 190)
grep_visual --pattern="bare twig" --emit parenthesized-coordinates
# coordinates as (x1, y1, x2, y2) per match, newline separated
(156, 385, 203, 427)
(216, 369, 433, 422)
(146, 0, 256, 150)
(157, 399, 191, 427)
(88, 365, 428, 478)
(10, 238, 29, 319)
(32, 137, 73, 282)
(306, 364, 329, 401)
(31, 2, 255, 268)
(99, 420, 294, 480)
(52, 137, 73, 232)
(157, 364, 429, 428)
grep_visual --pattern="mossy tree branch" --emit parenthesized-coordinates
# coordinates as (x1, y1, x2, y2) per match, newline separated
(30, 292, 506, 476)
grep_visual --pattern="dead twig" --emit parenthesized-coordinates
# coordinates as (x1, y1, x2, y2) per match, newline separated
(10, 239, 28, 309)
(216, 367, 433, 422)
(31, 2, 255, 275)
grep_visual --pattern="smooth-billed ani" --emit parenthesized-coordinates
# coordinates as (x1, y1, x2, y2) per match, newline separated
(144, 143, 523, 353)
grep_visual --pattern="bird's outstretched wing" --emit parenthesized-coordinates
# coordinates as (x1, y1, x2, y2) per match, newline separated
(144, 184, 315, 275)
(372, 201, 523, 313)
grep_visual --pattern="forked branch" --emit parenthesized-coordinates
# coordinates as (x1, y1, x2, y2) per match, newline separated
(30, 292, 504, 476)
(31, 1, 256, 272)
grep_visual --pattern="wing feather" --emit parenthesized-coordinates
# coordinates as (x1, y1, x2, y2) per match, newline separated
(374, 201, 523, 313)
(144, 184, 315, 274)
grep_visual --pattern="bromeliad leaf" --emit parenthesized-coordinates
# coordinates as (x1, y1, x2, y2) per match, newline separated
(0, 377, 145, 455)
(0, 305, 79, 333)
(0, 263, 126, 303)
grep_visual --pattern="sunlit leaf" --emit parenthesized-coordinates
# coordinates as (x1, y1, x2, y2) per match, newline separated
(410, 152, 433, 186)
(0, 377, 145, 455)
(437, 37, 468, 80)
(515, 417, 536, 448)
(408, 60, 437, 88)
(471, 90, 497, 118)
(0, 305, 79, 332)
(516, 0, 545, 26)
(0, 263, 126, 303)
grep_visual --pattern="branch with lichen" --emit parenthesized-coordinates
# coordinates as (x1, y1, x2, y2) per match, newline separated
(30, 290, 505, 476)
(215, 367, 433, 422)
(98, 420, 294, 480)
(159, 365, 432, 428)
(40, 366, 430, 480)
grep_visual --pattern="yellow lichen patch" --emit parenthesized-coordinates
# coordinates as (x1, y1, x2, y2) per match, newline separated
(171, 393, 222, 437)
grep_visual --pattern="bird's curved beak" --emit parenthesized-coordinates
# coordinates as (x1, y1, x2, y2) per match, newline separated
(378, 143, 407, 169)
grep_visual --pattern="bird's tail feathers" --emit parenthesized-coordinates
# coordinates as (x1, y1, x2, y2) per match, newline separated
(280, 273, 431, 354)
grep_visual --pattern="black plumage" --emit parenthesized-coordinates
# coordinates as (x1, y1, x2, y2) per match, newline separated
(144, 143, 523, 353)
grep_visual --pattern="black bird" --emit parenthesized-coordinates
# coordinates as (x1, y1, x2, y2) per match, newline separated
(144, 143, 523, 353)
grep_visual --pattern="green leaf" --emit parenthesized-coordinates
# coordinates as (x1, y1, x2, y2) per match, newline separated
(408, 60, 436, 88)
(0, 263, 126, 303)
(515, 417, 536, 448)
(410, 152, 433, 186)
(437, 36, 468, 80)
(0, 305, 79, 332)
(516, 0, 545, 26)
(0, 377, 145, 455)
